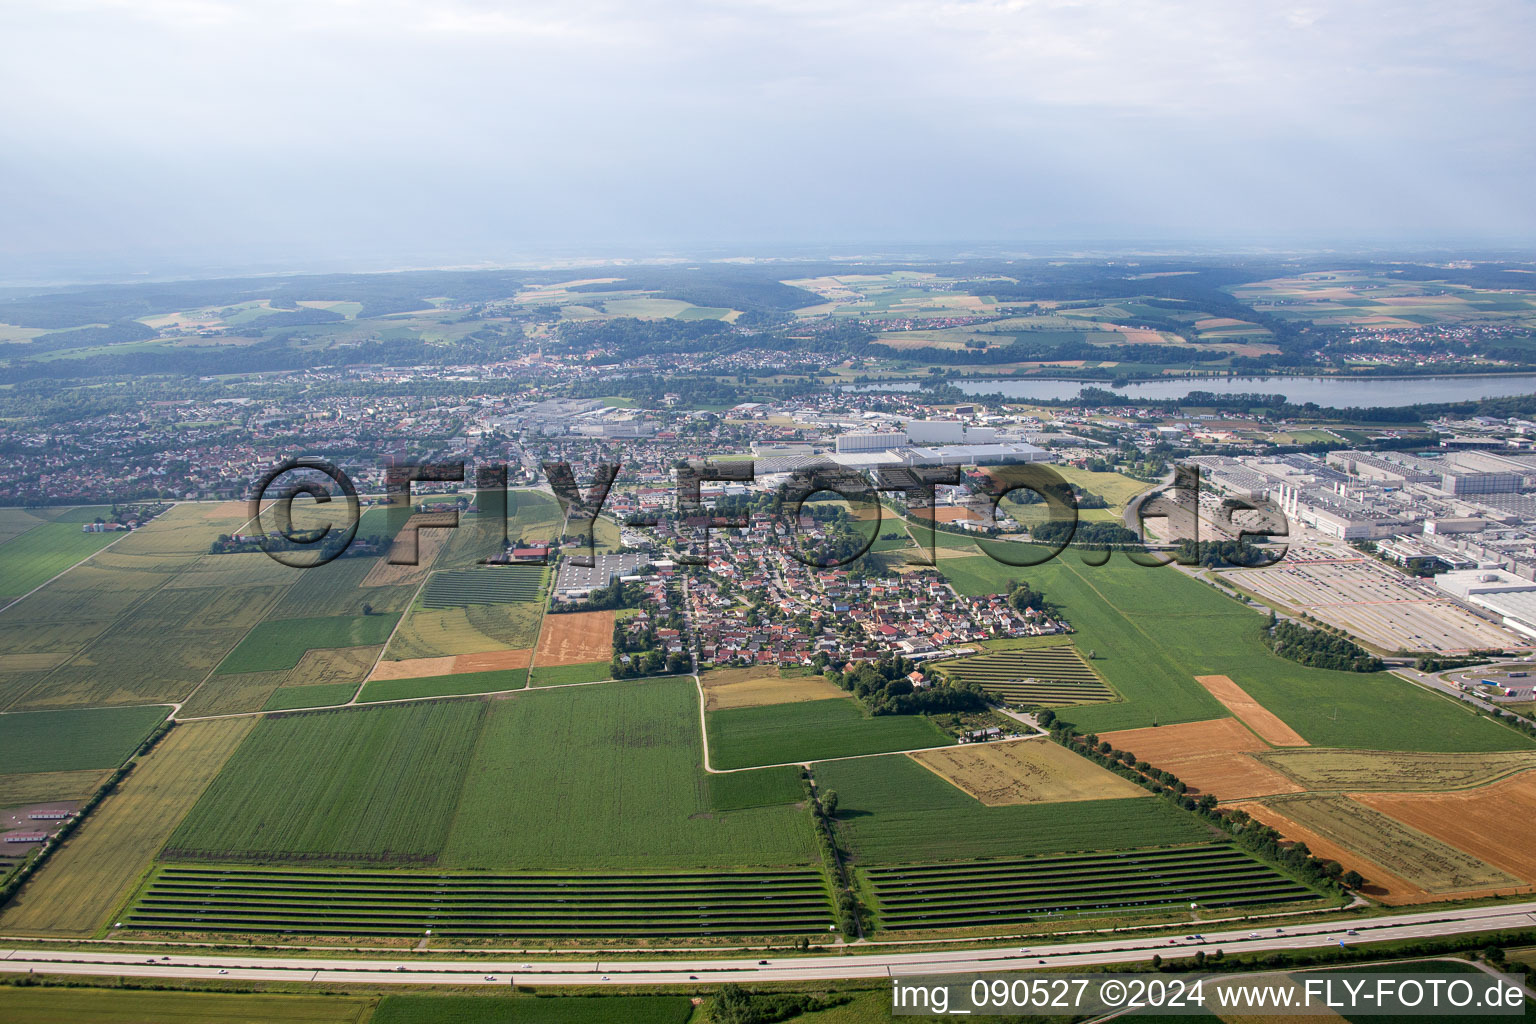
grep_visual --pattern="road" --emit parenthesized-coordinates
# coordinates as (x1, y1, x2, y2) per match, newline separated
(6, 901, 1536, 987)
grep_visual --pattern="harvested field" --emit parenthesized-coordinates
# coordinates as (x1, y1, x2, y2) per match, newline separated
(1356, 771, 1536, 885)
(535, 609, 615, 666)
(1262, 794, 1518, 893)
(1256, 748, 1536, 792)
(909, 738, 1148, 805)
(1099, 718, 1303, 801)
(367, 647, 531, 681)
(0, 717, 255, 936)
(937, 645, 1116, 705)
(1230, 800, 1429, 905)
(701, 667, 849, 710)
(1195, 675, 1309, 746)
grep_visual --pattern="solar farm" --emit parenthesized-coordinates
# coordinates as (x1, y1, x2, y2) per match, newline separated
(421, 565, 549, 608)
(127, 866, 836, 939)
(936, 645, 1117, 705)
(862, 845, 1320, 931)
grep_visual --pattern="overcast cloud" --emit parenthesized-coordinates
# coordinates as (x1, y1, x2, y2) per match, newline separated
(1, 0, 1532, 275)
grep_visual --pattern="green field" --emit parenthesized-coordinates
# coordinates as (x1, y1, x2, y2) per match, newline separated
(0, 522, 118, 598)
(864, 845, 1320, 930)
(938, 547, 1535, 749)
(166, 700, 486, 863)
(707, 698, 952, 770)
(442, 678, 816, 869)
(128, 864, 834, 939)
(372, 994, 693, 1024)
(358, 668, 528, 702)
(0, 986, 374, 1024)
(214, 613, 398, 674)
(261, 682, 358, 710)
(708, 765, 805, 811)
(424, 565, 548, 607)
(0, 705, 167, 773)
(815, 753, 1211, 864)
(528, 660, 612, 686)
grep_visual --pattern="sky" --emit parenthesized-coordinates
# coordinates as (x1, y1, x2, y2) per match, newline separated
(1, 0, 1534, 277)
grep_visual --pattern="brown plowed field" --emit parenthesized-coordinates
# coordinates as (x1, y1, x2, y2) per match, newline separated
(368, 647, 531, 681)
(1195, 674, 1309, 746)
(1100, 717, 1303, 801)
(534, 610, 615, 666)
(1356, 770, 1536, 885)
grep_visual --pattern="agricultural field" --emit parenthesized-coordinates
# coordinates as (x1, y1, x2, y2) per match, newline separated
(1100, 718, 1303, 801)
(126, 864, 835, 939)
(0, 987, 375, 1024)
(1194, 674, 1308, 746)
(385, 600, 543, 660)
(371, 994, 693, 1024)
(815, 753, 1211, 864)
(935, 645, 1115, 705)
(528, 660, 612, 686)
(1256, 748, 1536, 792)
(707, 765, 805, 811)
(862, 845, 1320, 932)
(358, 667, 528, 702)
(0, 768, 109, 806)
(0, 717, 254, 936)
(0, 507, 51, 545)
(1259, 794, 1518, 894)
(214, 613, 397, 674)
(166, 701, 486, 864)
(908, 739, 1148, 805)
(284, 644, 381, 686)
(423, 565, 548, 607)
(0, 705, 167, 774)
(369, 648, 531, 680)
(0, 503, 303, 710)
(533, 610, 615, 666)
(1356, 771, 1536, 887)
(271, 554, 417, 619)
(443, 678, 816, 869)
(0, 522, 119, 599)
(701, 666, 850, 710)
(1230, 271, 1536, 328)
(261, 682, 358, 710)
(176, 669, 288, 718)
(707, 698, 952, 770)
(936, 548, 1535, 750)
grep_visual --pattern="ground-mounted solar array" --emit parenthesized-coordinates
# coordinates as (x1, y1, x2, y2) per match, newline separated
(127, 866, 836, 938)
(938, 645, 1116, 705)
(863, 845, 1320, 931)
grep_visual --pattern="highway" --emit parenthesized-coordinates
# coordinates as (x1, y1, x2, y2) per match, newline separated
(5, 901, 1536, 987)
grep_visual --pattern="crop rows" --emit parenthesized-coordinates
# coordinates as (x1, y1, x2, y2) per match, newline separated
(423, 567, 547, 608)
(127, 866, 836, 938)
(941, 648, 1115, 704)
(864, 845, 1318, 930)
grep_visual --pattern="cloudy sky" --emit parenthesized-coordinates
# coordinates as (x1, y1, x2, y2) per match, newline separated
(1, 0, 1533, 276)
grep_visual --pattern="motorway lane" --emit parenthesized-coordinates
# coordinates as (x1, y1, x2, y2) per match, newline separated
(6, 901, 1536, 986)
